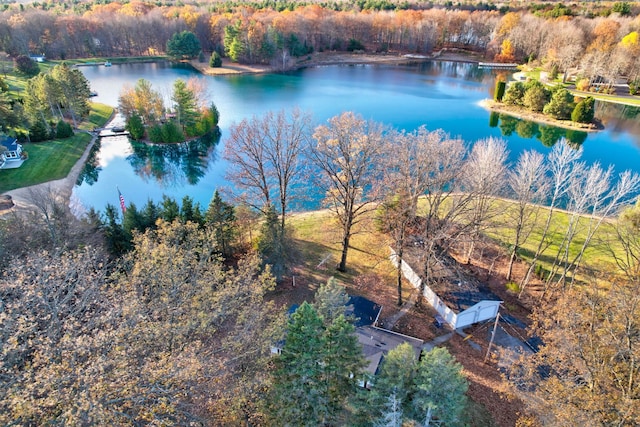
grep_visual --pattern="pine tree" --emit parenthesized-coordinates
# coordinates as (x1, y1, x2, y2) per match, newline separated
(543, 88, 575, 120)
(314, 277, 352, 324)
(571, 96, 595, 123)
(270, 302, 327, 426)
(411, 347, 468, 426)
(205, 190, 236, 256)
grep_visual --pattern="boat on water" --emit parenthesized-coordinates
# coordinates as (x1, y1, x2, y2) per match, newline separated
(104, 61, 112, 67)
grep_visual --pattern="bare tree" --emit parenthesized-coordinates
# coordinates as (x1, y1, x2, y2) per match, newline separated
(459, 137, 509, 264)
(224, 108, 311, 231)
(504, 150, 548, 285)
(550, 167, 640, 290)
(415, 131, 469, 303)
(521, 140, 582, 290)
(381, 127, 453, 305)
(309, 112, 386, 272)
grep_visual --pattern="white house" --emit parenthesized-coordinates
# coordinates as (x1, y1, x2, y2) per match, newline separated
(0, 136, 26, 169)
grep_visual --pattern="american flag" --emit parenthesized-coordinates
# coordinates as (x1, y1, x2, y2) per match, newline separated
(117, 187, 126, 214)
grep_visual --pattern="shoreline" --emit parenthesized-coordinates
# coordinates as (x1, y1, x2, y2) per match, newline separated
(1, 109, 117, 215)
(479, 99, 602, 133)
(188, 49, 484, 76)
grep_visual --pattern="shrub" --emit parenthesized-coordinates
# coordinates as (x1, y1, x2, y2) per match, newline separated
(209, 51, 222, 67)
(160, 121, 184, 143)
(346, 38, 365, 52)
(55, 119, 74, 138)
(29, 117, 50, 142)
(630, 80, 639, 95)
(548, 64, 559, 81)
(148, 124, 163, 143)
(571, 96, 595, 123)
(523, 81, 550, 112)
(576, 78, 590, 91)
(506, 282, 520, 293)
(543, 88, 574, 119)
(503, 81, 525, 106)
(15, 55, 39, 76)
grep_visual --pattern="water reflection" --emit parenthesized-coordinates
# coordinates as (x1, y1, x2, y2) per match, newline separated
(128, 130, 221, 187)
(491, 113, 587, 148)
(77, 131, 220, 189)
(77, 139, 102, 186)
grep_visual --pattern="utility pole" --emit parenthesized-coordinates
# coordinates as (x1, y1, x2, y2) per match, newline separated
(484, 312, 500, 363)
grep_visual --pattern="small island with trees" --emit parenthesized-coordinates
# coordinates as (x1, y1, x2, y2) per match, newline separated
(119, 77, 219, 144)
(484, 77, 599, 132)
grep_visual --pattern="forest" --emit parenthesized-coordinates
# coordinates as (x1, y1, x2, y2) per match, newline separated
(0, 1, 639, 86)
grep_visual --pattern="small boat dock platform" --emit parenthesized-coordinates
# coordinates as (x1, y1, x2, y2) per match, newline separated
(97, 126, 129, 137)
(478, 62, 519, 69)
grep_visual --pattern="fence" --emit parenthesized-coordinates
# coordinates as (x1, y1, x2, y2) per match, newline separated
(390, 249, 501, 329)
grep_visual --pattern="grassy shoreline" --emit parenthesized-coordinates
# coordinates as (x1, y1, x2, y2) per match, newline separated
(479, 99, 601, 132)
(0, 102, 114, 193)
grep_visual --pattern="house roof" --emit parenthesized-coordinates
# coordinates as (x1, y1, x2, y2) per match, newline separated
(348, 295, 382, 327)
(0, 136, 18, 151)
(356, 325, 424, 376)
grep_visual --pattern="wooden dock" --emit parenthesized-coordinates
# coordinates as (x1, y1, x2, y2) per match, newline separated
(478, 62, 519, 69)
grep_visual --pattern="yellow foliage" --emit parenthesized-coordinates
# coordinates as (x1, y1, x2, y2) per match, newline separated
(620, 31, 639, 50)
(497, 12, 520, 37)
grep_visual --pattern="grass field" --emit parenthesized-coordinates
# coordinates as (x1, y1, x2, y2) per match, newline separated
(288, 197, 626, 293)
(0, 102, 114, 193)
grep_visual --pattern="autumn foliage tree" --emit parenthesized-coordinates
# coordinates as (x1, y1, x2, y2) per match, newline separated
(310, 112, 386, 272)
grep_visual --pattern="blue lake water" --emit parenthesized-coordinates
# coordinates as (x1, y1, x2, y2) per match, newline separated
(74, 61, 640, 214)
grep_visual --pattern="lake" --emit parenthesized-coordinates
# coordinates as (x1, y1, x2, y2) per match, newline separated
(73, 61, 640, 214)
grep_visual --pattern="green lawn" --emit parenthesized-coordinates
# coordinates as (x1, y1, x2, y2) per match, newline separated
(0, 133, 91, 192)
(0, 103, 113, 193)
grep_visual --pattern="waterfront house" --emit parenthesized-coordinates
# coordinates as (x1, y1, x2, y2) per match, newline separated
(0, 136, 26, 169)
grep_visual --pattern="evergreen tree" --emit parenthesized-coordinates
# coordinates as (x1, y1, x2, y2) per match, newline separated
(271, 302, 327, 426)
(172, 79, 198, 133)
(55, 119, 73, 138)
(224, 21, 244, 62)
(494, 80, 506, 102)
(571, 96, 595, 123)
(270, 302, 365, 426)
(103, 203, 130, 255)
(503, 81, 525, 106)
(126, 113, 145, 140)
(180, 195, 202, 224)
(140, 199, 159, 230)
(50, 63, 91, 128)
(411, 347, 468, 426)
(166, 31, 201, 60)
(210, 51, 223, 67)
(323, 314, 367, 422)
(523, 81, 550, 112)
(122, 202, 144, 241)
(160, 195, 180, 222)
(257, 204, 286, 278)
(543, 88, 575, 119)
(370, 342, 417, 416)
(205, 190, 236, 256)
(29, 115, 50, 142)
(314, 277, 352, 324)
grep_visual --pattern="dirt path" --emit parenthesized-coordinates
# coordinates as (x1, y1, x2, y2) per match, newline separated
(2, 131, 98, 213)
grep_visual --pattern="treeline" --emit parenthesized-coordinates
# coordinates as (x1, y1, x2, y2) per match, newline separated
(1, 1, 639, 82)
(0, 62, 90, 139)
